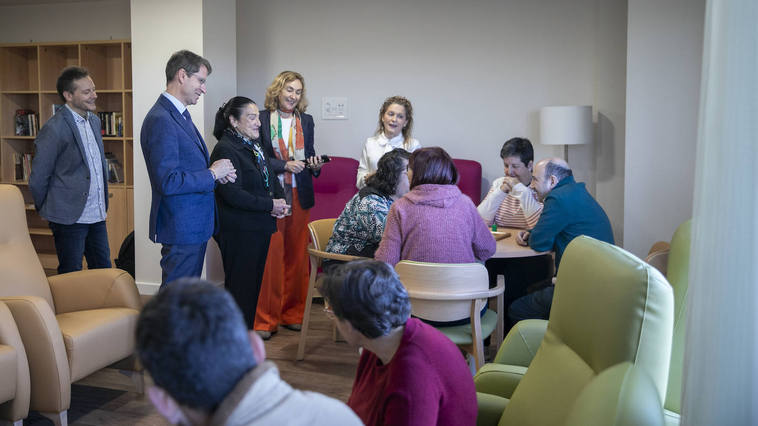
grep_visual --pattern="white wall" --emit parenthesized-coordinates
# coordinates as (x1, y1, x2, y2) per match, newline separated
(131, 0, 206, 293)
(236, 0, 628, 244)
(0, 0, 130, 43)
(624, 0, 705, 256)
(201, 0, 237, 284)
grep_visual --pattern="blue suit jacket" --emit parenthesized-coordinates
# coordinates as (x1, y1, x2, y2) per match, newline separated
(140, 95, 216, 245)
(259, 110, 318, 209)
(29, 107, 108, 224)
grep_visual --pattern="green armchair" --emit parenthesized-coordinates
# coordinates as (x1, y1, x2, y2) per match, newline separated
(474, 236, 674, 425)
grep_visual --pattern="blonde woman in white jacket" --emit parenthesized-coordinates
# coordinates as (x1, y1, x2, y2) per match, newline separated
(356, 96, 421, 188)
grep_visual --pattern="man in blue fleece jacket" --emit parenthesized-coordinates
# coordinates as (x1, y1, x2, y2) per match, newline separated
(510, 158, 614, 322)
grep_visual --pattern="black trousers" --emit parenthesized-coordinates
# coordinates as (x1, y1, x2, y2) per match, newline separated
(217, 230, 271, 329)
(486, 254, 554, 330)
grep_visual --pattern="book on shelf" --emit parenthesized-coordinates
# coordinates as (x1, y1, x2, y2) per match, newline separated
(15, 109, 39, 137)
(98, 111, 124, 137)
(105, 152, 124, 183)
(51, 104, 64, 115)
(13, 152, 34, 182)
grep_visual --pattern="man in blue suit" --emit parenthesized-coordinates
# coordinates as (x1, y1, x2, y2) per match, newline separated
(140, 50, 236, 288)
(30, 66, 111, 274)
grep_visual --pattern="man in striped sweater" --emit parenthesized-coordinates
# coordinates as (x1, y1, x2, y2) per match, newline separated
(477, 138, 553, 329)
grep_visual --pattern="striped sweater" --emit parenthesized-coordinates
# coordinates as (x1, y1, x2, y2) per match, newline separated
(477, 177, 543, 229)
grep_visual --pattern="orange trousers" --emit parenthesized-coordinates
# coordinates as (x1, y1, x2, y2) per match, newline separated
(254, 192, 311, 331)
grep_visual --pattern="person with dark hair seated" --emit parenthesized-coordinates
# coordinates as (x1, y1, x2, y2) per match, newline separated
(375, 146, 495, 265)
(136, 278, 361, 426)
(325, 148, 411, 261)
(210, 96, 288, 332)
(319, 260, 477, 426)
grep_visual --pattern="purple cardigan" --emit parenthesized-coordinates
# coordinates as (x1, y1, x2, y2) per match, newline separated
(375, 184, 496, 265)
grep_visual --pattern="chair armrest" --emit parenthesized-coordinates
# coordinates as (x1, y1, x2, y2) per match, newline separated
(474, 363, 528, 399)
(492, 319, 547, 366)
(0, 300, 30, 422)
(308, 247, 368, 263)
(48, 268, 141, 314)
(476, 392, 509, 426)
(406, 281, 505, 301)
(1, 296, 70, 413)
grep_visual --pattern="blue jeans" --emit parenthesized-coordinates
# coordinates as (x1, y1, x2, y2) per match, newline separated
(508, 285, 555, 324)
(49, 221, 111, 274)
(160, 242, 207, 289)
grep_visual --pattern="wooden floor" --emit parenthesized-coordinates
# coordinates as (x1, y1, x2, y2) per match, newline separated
(25, 299, 360, 425)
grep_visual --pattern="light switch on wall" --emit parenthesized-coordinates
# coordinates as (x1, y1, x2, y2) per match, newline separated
(322, 97, 348, 120)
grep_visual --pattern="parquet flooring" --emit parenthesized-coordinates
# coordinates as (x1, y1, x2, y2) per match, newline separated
(24, 299, 360, 425)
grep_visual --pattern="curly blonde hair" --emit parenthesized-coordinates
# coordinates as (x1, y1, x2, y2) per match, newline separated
(375, 95, 414, 149)
(264, 71, 308, 113)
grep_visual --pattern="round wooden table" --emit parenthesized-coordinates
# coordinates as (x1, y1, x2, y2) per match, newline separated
(491, 228, 550, 258)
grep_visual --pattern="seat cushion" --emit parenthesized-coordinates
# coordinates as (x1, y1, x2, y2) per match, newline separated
(437, 309, 497, 345)
(0, 345, 17, 402)
(56, 307, 139, 382)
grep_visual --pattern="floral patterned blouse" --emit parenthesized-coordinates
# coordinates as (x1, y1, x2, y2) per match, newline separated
(325, 191, 394, 258)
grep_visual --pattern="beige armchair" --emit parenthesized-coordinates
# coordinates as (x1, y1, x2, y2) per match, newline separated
(0, 185, 141, 426)
(0, 300, 30, 426)
(474, 236, 674, 425)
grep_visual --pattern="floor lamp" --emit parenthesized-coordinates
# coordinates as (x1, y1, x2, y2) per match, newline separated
(539, 105, 593, 164)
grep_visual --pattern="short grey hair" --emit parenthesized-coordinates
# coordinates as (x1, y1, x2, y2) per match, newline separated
(318, 260, 411, 338)
(545, 160, 573, 182)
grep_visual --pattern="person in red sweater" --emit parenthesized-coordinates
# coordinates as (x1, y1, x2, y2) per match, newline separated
(318, 260, 477, 426)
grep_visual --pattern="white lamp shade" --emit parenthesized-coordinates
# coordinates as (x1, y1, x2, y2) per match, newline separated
(539, 105, 593, 146)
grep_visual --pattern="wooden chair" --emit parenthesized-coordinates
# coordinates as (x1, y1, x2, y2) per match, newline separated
(645, 241, 671, 276)
(394, 261, 505, 371)
(296, 218, 366, 360)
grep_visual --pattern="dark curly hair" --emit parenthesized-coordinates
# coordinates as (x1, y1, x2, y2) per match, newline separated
(318, 260, 411, 338)
(365, 148, 411, 196)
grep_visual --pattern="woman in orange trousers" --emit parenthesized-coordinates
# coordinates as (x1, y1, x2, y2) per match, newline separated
(254, 71, 324, 339)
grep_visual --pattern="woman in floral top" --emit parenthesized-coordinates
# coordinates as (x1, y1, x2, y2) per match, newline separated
(326, 149, 411, 259)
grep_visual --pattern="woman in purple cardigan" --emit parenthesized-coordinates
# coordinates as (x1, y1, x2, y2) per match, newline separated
(375, 147, 496, 265)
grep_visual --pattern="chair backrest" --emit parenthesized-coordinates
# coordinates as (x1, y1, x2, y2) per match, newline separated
(311, 156, 359, 222)
(395, 261, 488, 322)
(0, 185, 55, 308)
(645, 240, 671, 276)
(501, 236, 673, 425)
(663, 219, 691, 415)
(453, 158, 482, 205)
(307, 218, 337, 251)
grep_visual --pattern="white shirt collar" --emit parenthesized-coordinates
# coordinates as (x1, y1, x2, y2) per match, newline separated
(162, 92, 187, 115)
(378, 132, 405, 147)
(65, 104, 89, 123)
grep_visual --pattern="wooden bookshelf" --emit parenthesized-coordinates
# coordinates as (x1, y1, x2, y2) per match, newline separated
(0, 40, 133, 272)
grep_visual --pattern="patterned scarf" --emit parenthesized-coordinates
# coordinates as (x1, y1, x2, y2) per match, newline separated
(270, 109, 305, 185)
(230, 129, 270, 190)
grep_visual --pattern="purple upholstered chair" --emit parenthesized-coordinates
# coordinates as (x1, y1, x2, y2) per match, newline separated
(310, 156, 359, 222)
(454, 158, 483, 205)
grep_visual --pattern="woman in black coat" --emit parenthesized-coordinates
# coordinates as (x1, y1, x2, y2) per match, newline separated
(210, 96, 288, 329)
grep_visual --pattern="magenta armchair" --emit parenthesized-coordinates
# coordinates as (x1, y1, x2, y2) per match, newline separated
(311, 156, 359, 221)
(454, 158, 483, 205)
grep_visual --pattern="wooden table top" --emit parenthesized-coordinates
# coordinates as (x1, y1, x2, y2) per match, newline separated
(491, 228, 550, 259)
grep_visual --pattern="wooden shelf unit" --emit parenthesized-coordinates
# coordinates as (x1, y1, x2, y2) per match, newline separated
(0, 40, 133, 271)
